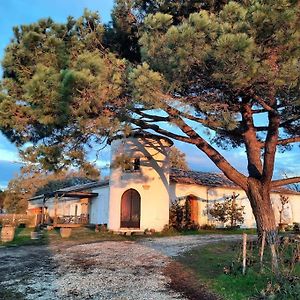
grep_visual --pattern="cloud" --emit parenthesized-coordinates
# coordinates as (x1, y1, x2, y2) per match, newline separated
(274, 150, 300, 178)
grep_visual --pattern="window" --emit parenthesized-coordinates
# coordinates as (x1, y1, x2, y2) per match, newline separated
(122, 157, 141, 172)
(133, 158, 140, 171)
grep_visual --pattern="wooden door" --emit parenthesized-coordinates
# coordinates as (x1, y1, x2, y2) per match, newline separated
(187, 195, 199, 224)
(121, 189, 141, 228)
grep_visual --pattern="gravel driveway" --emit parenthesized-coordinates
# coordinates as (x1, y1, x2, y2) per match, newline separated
(0, 235, 243, 300)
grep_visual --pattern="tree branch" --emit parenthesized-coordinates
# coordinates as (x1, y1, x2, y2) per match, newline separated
(129, 118, 195, 144)
(276, 136, 300, 146)
(253, 96, 277, 113)
(241, 102, 263, 177)
(165, 112, 248, 189)
(271, 177, 300, 188)
(131, 108, 170, 122)
(165, 105, 223, 129)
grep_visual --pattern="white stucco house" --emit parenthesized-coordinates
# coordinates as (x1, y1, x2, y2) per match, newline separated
(28, 132, 300, 232)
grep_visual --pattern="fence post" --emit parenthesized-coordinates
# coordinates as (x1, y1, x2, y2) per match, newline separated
(242, 233, 247, 275)
(260, 231, 266, 270)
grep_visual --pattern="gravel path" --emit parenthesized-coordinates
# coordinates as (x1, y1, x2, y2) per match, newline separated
(0, 235, 243, 300)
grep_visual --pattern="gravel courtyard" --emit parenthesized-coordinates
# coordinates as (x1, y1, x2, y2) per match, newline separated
(0, 235, 242, 300)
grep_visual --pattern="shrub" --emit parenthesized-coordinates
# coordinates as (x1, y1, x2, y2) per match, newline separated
(293, 223, 300, 233)
(209, 193, 245, 228)
(169, 198, 199, 230)
(200, 224, 216, 230)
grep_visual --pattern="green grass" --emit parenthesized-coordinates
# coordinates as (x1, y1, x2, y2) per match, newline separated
(44, 227, 128, 244)
(0, 226, 257, 247)
(0, 227, 45, 247)
(152, 227, 257, 237)
(0, 226, 128, 247)
(183, 228, 257, 235)
(177, 241, 300, 300)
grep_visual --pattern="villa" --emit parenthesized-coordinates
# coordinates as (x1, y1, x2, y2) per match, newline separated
(27, 133, 300, 232)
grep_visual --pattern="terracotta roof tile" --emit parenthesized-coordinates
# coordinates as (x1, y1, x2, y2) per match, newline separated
(170, 168, 300, 195)
(170, 168, 238, 188)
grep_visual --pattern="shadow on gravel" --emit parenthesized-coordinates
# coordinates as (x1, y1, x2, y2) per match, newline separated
(164, 261, 221, 300)
(0, 244, 57, 300)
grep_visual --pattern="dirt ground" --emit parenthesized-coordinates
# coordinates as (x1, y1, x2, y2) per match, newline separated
(0, 235, 242, 300)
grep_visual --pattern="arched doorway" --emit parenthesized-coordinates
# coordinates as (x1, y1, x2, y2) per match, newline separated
(187, 195, 199, 224)
(121, 189, 141, 228)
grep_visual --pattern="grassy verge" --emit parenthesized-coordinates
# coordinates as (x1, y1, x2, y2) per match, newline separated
(0, 227, 45, 247)
(0, 226, 128, 247)
(153, 227, 257, 237)
(0, 226, 257, 247)
(177, 240, 300, 300)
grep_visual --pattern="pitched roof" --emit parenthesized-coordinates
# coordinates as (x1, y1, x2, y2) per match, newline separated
(170, 168, 238, 188)
(29, 180, 109, 201)
(170, 168, 300, 195)
(35, 177, 97, 196)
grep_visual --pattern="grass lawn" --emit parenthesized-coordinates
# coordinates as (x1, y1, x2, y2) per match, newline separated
(0, 226, 127, 247)
(182, 228, 257, 235)
(0, 226, 257, 247)
(152, 227, 257, 237)
(177, 240, 300, 300)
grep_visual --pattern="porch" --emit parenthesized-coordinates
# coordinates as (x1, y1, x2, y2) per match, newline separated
(42, 190, 98, 228)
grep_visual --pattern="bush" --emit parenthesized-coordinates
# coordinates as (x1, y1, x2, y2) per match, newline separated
(200, 224, 216, 230)
(209, 193, 245, 228)
(293, 223, 300, 233)
(169, 198, 199, 230)
(257, 276, 300, 299)
(161, 224, 179, 235)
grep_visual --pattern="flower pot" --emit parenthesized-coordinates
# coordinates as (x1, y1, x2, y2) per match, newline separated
(30, 231, 39, 240)
(60, 227, 72, 238)
(1, 226, 15, 242)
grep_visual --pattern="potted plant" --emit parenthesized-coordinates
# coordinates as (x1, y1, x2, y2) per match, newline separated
(1, 216, 17, 242)
(30, 226, 40, 240)
(60, 227, 72, 238)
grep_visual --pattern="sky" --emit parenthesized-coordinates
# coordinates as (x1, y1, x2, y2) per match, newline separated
(0, 0, 299, 189)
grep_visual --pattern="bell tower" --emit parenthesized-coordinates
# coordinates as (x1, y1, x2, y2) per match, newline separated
(108, 132, 173, 232)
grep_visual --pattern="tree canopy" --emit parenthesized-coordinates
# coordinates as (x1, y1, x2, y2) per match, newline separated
(0, 1, 299, 244)
(169, 147, 189, 170)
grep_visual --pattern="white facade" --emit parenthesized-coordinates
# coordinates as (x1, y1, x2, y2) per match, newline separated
(169, 183, 300, 228)
(108, 135, 172, 232)
(89, 185, 110, 225)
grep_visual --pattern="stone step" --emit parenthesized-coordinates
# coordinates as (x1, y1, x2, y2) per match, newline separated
(113, 230, 145, 236)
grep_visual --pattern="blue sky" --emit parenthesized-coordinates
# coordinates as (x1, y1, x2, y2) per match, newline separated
(0, 0, 299, 189)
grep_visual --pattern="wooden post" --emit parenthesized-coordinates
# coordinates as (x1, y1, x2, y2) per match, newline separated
(259, 231, 266, 270)
(35, 213, 38, 227)
(242, 233, 247, 275)
(54, 193, 58, 225)
(75, 204, 78, 224)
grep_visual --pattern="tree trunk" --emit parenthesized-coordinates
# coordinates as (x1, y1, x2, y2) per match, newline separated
(246, 177, 279, 272)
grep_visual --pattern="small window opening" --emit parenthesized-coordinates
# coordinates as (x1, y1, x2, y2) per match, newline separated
(122, 157, 141, 172)
(133, 158, 140, 171)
